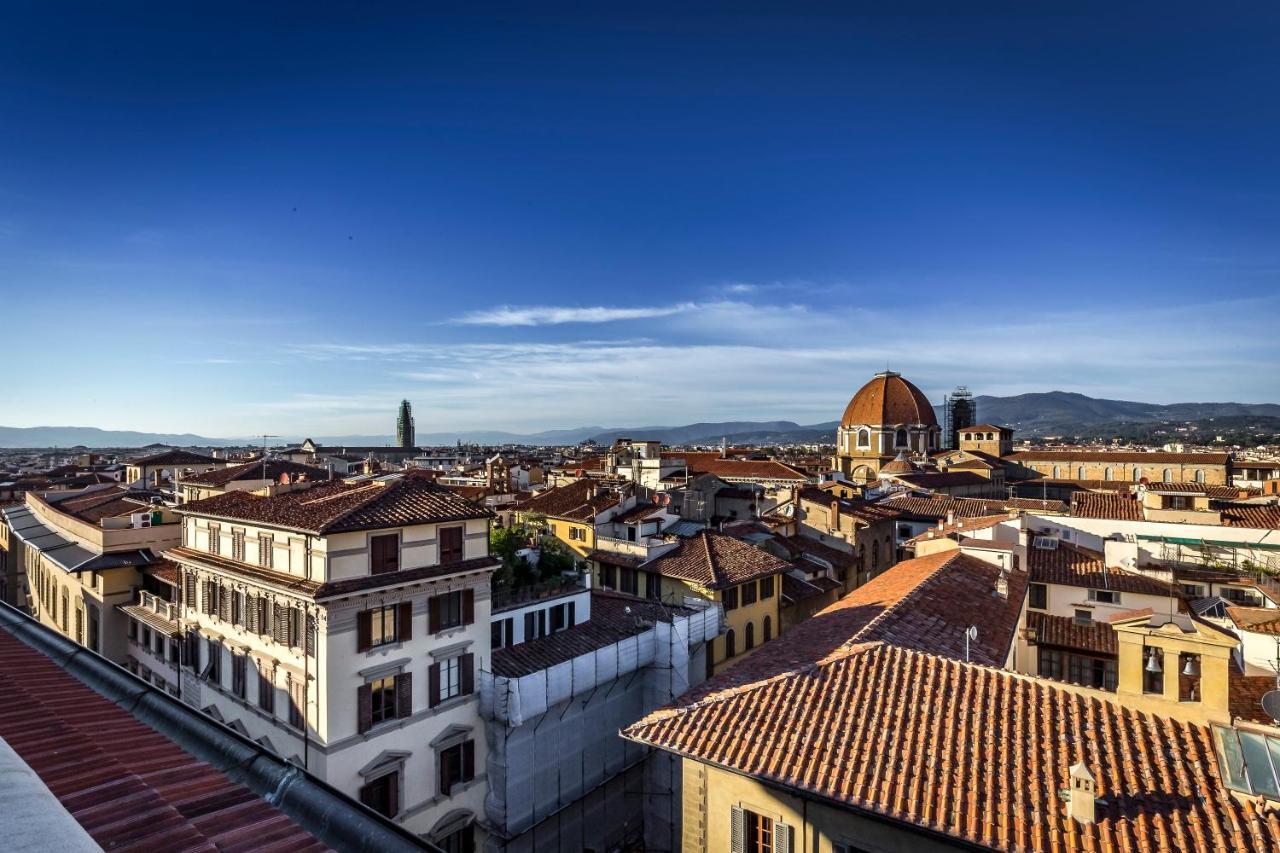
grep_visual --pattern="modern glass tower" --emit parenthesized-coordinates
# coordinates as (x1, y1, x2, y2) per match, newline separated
(396, 399, 415, 448)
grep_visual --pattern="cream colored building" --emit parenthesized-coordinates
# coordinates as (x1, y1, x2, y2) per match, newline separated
(168, 472, 496, 849)
(2, 485, 181, 665)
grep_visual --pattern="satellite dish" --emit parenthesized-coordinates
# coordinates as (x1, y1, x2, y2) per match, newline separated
(966, 626, 978, 641)
(1262, 691, 1280, 723)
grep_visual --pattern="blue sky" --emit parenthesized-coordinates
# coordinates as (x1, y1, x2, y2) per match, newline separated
(2, 3, 1278, 437)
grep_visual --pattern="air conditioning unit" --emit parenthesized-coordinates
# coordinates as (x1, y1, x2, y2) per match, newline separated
(1033, 536, 1059, 551)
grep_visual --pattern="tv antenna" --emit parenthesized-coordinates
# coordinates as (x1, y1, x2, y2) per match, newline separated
(964, 625, 978, 662)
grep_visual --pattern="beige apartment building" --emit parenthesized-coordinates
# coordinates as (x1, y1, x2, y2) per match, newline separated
(168, 471, 496, 849)
(1, 485, 180, 663)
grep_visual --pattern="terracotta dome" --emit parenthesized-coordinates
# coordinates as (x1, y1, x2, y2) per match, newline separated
(840, 371, 938, 428)
(879, 451, 917, 475)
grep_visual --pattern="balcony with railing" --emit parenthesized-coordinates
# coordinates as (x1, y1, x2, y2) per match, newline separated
(137, 589, 179, 622)
(492, 576, 588, 613)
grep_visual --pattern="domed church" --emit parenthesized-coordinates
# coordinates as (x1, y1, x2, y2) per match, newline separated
(834, 371, 941, 482)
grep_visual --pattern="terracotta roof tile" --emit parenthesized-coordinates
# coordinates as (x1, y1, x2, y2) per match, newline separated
(681, 550, 1025, 703)
(179, 460, 332, 488)
(1227, 606, 1280, 635)
(0, 631, 327, 851)
(1028, 542, 1180, 598)
(1071, 491, 1145, 520)
(643, 530, 792, 590)
(1026, 610, 1117, 655)
(177, 471, 490, 534)
(1220, 505, 1280, 529)
(521, 479, 624, 521)
(661, 452, 809, 482)
(624, 642, 1278, 853)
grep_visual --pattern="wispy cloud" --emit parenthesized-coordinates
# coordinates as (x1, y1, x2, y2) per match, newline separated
(452, 303, 699, 326)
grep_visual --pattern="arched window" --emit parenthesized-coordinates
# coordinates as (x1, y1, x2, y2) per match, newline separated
(986, 432, 994, 441)
(1162, 468, 1172, 483)
(1195, 469, 1205, 483)
(763, 615, 772, 643)
(1052, 465, 1061, 479)
(1104, 468, 1113, 481)
(745, 622, 755, 651)
(895, 429, 908, 448)
(1133, 467, 1143, 482)
(856, 429, 870, 449)
(1075, 466, 1084, 479)
(725, 629, 736, 659)
(872, 540, 880, 570)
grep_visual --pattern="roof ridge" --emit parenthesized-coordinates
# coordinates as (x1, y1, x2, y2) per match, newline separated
(314, 479, 404, 532)
(701, 530, 722, 587)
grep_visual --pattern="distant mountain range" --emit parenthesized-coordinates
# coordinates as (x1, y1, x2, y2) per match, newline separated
(2, 391, 1278, 449)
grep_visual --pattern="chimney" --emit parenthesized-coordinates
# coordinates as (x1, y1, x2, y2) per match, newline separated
(946, 510, 955, 525)
(1068, 763, 1096, 825)
(830, 500, 840, 530)
(994, 570, 1009, 599)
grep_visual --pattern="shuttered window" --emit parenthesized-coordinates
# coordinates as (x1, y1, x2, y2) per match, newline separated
(439, 740, 475, 796)
(429, 590, 473, 633)
(730, 807, 791, 853)
(370, 534, 400, 575)
(258, 663, 275, 714)
(359, 772, 399, 819)
(439, 526, 464, 564)
(231, 652, 247, 698)
(358, 672, 412, 733)
(258, 534, 273, 568)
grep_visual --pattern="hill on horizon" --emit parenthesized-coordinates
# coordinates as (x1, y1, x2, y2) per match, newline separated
(2, 391, 1278, 449)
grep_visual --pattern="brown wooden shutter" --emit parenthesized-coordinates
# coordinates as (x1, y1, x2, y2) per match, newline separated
(388, 771, 400, 818)
(218, 585, 231, 621)
(462, 589, 474, 625)
(356, 610, 372, 653)
(440, 526, 463, 563)
(460, 653, 474, 697)
(273, 603, 288, 644)
(428, 596, 441, 634)
(428, 662, 441, 709)
(247, 594, 259, 633)
(305, 612, 316, 656)
(462, 739, 475, 781)
(395, 671, 412, 718)
(397, 601, 413, 641)
(357, 683, 372, 734)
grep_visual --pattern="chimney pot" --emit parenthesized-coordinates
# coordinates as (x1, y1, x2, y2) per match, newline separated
(947, 510, 955, 525)
(1068, 763, 1096, 825)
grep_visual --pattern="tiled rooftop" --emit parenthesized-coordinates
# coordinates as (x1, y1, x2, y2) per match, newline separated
(125, 449, 220, 466)
(1220, 504, 1280, 529)
(662, 452, 808, 482)
(519, 479, 623, 521)
(680, 550, 1026, 703)
(179, 459, 332, 488)
(624, 641, 1280, 852)
(1227, 606, 1280, 635)
(1071, 491, 1145, 520)
(1026, 610, 1117, 655)
(1028, 542, 1180, 598)
(0, 629, 327, 852)
(177, 471, 490, 534)
(643, 530, 792, 591)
